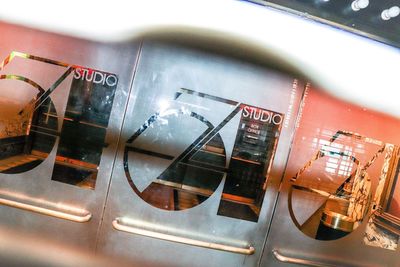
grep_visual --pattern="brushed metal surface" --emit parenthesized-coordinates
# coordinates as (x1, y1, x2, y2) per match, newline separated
(96, 41, 305, 267)
(272, 250, 351, 267)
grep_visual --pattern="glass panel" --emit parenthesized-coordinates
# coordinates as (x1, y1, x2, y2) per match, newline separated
(290, 131, 385, 240)
(0, 52, 118, 189)
(364, 148, 400, 251)
(51, 68, 118, 189)
(217, 105, 283, 222)
(285, 86, 400, 250)
(0, 53, 64, 174)
(124, 89, 283, 221)
(0, 85, 57, 174)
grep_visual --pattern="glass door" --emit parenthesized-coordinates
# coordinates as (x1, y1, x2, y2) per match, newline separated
(0, 22, 140, 249)
(260, 85, 400, 266)
(96, 41, 305, 267)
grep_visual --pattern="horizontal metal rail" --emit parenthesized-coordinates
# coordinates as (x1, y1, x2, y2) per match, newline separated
(0, 195, 92, 223)
(272, 250, 362, 267)
(112, 217, 255, 255)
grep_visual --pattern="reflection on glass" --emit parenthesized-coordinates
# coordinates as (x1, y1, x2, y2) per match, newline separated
(124, 89, 283, 222)
(386, 160, 400, 216)
(0, 51, 75, 176)
(0, 79, 57, 174)
(51, 69, 118, 189)
(290, 131, 388, 240)
(217, 105, 283, 222)
(129, 120, 226, 210)
(124, 89, 233, 211)
(0, 52, 118, 190)
(364, 146, 400, 251)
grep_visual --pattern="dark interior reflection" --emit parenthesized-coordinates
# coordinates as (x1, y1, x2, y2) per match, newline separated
(138, 132, 226, 211)
(51, 73, 117, 189)
(218, 106, 282, 222)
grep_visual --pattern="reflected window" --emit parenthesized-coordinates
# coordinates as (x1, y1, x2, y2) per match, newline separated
(315, 138, 355, 176)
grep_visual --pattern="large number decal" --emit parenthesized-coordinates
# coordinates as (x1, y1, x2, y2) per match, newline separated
(0, 51, 118, 189)
(124, 88, 283, 222)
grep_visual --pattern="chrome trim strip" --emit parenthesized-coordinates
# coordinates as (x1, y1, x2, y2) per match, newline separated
(112, 218, 255, 255)
(0, 196, 92, 223)
(272, 250, 337, 267)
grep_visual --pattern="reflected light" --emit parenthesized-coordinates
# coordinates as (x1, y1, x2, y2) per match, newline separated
(351, 0, 369, 11)
(381, 6, 400, 20)
(157, 99, 170, 113)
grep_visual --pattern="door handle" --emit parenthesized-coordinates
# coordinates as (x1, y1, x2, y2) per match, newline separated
(272, 250, 335, 267)
(112, 217, 255, 255)
(272, 250, 367, 267)
(0, 191, 92, 223)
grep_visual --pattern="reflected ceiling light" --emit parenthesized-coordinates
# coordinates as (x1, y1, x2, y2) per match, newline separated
(381, 6, 400, 20)
(351, 0, 369, 11)
(157, 99, 171, 113)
